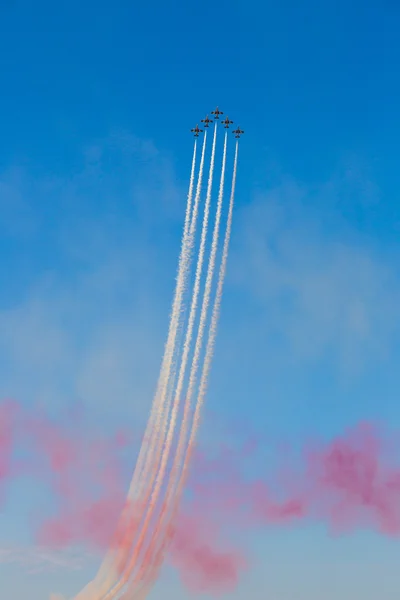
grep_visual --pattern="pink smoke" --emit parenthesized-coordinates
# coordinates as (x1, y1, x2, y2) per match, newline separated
(170, 513, 246, 594)
(186, 421, 400, 538)
(304, 422, 400, 534)
(2, 399, 400, 594)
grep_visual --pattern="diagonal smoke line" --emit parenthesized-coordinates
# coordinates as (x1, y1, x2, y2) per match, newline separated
(132, 132, 232, 589)
(67, 121, 242, 600)
(86, 136, 207, 600)
(99, 123, 219, 600)
(136, 130, 230, 581)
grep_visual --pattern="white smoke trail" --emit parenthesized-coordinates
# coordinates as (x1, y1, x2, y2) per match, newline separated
(175, 130, 228, 477)
(184, 139, 239, 474)
(130, 139, 238, 600)
(71, 136, 207, 600)
(98, 124, 219, 600)
(136, 139, 239, 595)
(137, 129, 208, 496)
(142, 122, 218, 513)
(110, 132, 236, 600)
(114, 129, 210, 574)
(92, 130, 212, 600)
(128, 132, 229, 589)
(68, 132, 241, 600)
(131, 134, 205, 498)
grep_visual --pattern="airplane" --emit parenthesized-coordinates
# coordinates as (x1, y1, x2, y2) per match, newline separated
(191, 124, 203, 137)
(222, 116, 233, 128)
(201, 115, 213, 127)
(232, 127, 244, 138)
(211, 106, 223, 119)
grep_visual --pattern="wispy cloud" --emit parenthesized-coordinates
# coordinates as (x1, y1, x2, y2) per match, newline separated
(0, 545, 95, 574)
(230, 176, 400, 374)
(0, 130, 184, 421)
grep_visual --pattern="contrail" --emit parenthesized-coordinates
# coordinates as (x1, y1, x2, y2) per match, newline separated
(73, 136, 207, 600)
(122, 134, 206, 503)
(185, 139, 239, 477)
(134, 133, 206, 497)
(105, 131, 235, 600)
(147, 122, 218, 506)
(85, 128, 213, 600)
(115, 129, 210, 574)
(138, 139, 239, 592)
(111, 134, 209, 586)
(66, 117, 243, 600)
(143, 131, 229, 557)
(177, 130, 228, 478)
(98, 123, 219, 600)
(131, 132, 231, 586)
(138, 128, 209, 497)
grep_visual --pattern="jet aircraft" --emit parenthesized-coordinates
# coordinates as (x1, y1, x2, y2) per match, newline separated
(232, 127, 244, 138)
(191, 124, 203, 137)
(211, 106, 223, 119)
(201, 115, 213, 127)
(222, 117, 233, 128)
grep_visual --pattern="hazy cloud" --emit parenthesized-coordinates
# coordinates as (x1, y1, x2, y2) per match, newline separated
(230, 177, 400, 373)
(0, 545, 94, 574)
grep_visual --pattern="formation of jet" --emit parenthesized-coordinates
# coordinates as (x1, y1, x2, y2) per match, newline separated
(191, 124, 203, 137)
(233, 127, 244, 138)
(191, 108, 244, 138)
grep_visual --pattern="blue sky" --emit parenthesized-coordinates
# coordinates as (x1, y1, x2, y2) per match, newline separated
(2, 0, 400, 598)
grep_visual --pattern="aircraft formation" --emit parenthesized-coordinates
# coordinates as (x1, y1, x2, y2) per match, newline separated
(61, 111, 240, 600)
(191, 106, 244, 138)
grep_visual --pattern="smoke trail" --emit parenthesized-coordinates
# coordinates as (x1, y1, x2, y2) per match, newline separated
(78, 131, 211, 600)
(142, 122, 219, 521)
(130, 134, 234, 590)
(110, 131, 233, 599)
(151, 144, 240, 589)
(73, 137, 208, 600)
(191, 140, 239, 456)
(134, 131, 207, 497)
(132, 136, 201, 496)
(138, 131, 229, 581)
(100, 124, 219, 600)
(177, 130, 229, 482)
(163, 140, 239, 567)
(67, 130, 240, 600)
(138, 130, 208, 496)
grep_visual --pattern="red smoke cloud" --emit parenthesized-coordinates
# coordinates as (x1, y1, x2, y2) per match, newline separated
(304, 422, 400, 534)
(186, 421, 400, 538)
(169, 513, 246, 594)
(2, 400, 400, 595)
(1, 400, 131, 549)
